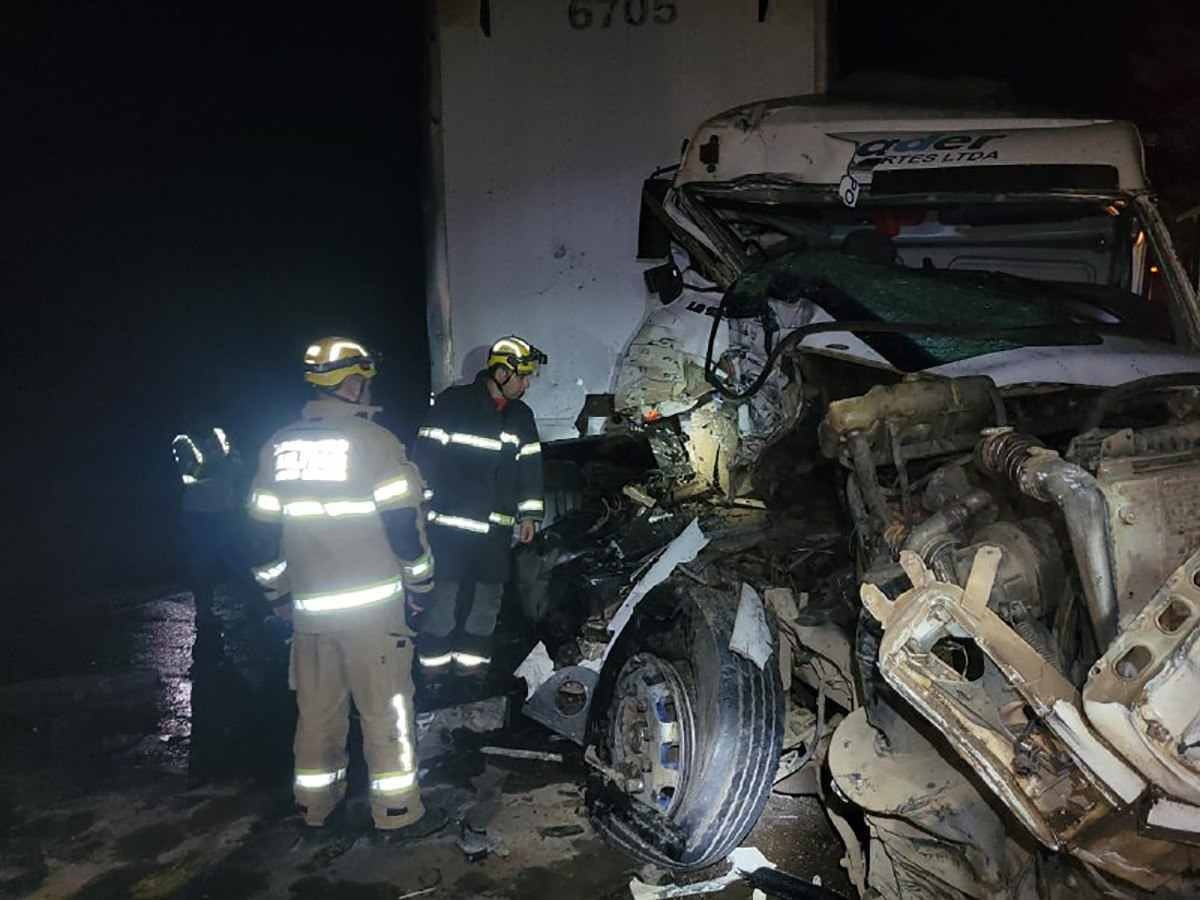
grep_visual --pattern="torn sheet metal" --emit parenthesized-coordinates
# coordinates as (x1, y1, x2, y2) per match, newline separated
(522, 665, 599, 746)
(730, 583, 773, 670)
(863, 549, 1124, 849)
(604, 519, 709, 660)
(1083, 549, 1200, 806)
(627, 847, 775, 899)
(829, 707, 1031, 899)
(768, 585, 859, 708)
(764, 586, 802, 622)
(766, 588, 798, 692)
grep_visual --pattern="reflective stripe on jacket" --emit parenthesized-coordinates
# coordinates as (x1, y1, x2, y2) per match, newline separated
(414, 372, 544, 581)
(249, 399, 430, 634)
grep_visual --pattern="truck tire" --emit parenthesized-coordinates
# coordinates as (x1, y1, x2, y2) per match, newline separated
(586, 579, 783, 871)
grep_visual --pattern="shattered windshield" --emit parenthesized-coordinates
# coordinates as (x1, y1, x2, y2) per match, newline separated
(728, 249, 1168, 368)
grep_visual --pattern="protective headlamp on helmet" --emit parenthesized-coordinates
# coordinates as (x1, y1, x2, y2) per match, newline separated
(486, 336, 547, 377)
(303, 336, 378, 387)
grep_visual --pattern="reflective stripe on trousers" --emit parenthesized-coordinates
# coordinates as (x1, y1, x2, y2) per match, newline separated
(291, 627, 423, 829)
(295, 768, 346, 790)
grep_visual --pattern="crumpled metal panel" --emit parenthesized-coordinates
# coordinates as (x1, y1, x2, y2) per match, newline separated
(863, 548, 1200, 891)
(863, 549, 1133, 851)
(1084, 549, 1200, 806)
(1094, 452, 1200, 628)
(829, 708, 1033, 899)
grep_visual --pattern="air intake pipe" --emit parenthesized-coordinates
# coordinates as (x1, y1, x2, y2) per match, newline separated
(976, 428, 1119, 650)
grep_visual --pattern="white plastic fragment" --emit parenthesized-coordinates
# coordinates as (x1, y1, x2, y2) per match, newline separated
(627, 846, 775, 899)
(1146, 797, 1200, 833)
(728, 846, 775, 875)
(605, 519, 709, 659)
(731, 583, 773, 670)
(513, 641, 554, 700)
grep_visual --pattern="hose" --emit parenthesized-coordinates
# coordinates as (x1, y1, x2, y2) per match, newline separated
(848, 432, 890, 530)
(977, 430, 1119, 649)
(744, 866, 848, 899)
(901, 489, 994, 579)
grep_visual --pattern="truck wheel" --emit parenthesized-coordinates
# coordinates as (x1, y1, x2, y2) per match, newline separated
(586, 580, 783, 870)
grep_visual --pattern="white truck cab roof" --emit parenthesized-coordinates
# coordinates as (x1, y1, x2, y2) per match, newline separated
(675, 96, 1148, 195)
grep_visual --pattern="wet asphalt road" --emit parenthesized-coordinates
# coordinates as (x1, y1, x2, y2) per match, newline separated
(1, 588, 289, 783)
(0, 587, 851, 899)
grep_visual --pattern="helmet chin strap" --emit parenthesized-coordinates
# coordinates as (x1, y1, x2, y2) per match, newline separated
(489, 366, 511, 396)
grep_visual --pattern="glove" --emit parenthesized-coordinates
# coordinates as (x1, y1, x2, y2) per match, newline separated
(517, 518, 537, 545)
(405, 584, 433, 619)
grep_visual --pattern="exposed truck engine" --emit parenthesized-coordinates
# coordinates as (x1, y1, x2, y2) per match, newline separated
(813, 373, 1200, 896)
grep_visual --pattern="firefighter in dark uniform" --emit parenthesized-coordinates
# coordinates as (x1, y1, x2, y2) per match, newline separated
(171, 422, 250, 634)
(414, 336, 546, 679)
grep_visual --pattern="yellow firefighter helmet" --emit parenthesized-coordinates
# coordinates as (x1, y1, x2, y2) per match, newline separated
(303, 336, 378, 387)
(486, 336, 547, 376)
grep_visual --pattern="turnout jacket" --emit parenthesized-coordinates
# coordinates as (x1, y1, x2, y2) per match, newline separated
(415, 372, 544, 582)
(248, 399, 432, 635)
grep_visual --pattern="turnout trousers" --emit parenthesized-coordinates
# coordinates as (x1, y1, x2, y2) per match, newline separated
(417, 580, 503, 671)
(289, 626, 422, 829)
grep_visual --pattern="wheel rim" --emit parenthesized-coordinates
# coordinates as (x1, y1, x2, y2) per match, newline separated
(608, 652, 695, 816)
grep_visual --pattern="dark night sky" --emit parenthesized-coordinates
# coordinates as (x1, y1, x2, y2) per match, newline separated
(7, 5, 427, 594)
(6, 1, 1200, 600)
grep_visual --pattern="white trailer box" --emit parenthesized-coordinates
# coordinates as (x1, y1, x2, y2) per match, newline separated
(424, 0, 830, 439)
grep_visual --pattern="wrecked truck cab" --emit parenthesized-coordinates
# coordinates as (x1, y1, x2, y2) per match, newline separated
(612, 96, 1200, 497)
(513, 96, 1200, 891)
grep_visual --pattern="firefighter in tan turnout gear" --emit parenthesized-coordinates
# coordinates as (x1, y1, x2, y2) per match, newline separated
(413, 336, 546, 681)
(246, 337, 436, 833)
